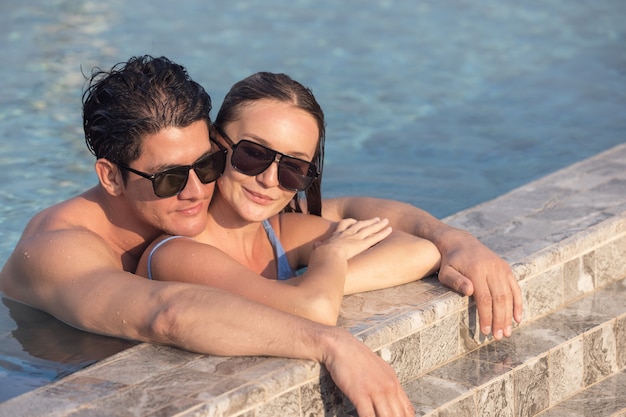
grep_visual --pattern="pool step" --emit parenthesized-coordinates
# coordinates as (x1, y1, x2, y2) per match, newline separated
(402, 278, 626, 416)
(535, 370, 626, 417)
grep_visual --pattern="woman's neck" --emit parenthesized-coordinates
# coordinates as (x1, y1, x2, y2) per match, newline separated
(199, 191, 278, 277)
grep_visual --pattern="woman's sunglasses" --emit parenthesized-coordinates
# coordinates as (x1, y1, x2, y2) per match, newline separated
(116, 141, 228, 198)
(216, 127, 319, 192)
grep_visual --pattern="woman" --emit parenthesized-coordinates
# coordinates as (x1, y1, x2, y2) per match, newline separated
(136, 72, 440, 325)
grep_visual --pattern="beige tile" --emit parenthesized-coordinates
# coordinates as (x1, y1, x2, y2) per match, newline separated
(548, 337, 584, 405)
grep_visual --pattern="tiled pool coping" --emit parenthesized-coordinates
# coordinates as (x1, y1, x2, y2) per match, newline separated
(1, 143, 625, 416)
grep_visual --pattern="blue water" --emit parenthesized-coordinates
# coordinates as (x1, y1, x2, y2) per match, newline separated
(1, 0, 625, 402)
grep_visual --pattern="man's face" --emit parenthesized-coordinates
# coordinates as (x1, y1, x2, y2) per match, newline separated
(121, 120, 217, 237)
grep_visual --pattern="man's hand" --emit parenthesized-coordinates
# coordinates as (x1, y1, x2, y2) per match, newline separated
(322, 328, 414, 417)
(321, 196, 523, 340)
(436, 229, 523, 339)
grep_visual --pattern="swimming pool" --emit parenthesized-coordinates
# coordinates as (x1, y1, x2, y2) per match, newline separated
(1, 0, 625, 402)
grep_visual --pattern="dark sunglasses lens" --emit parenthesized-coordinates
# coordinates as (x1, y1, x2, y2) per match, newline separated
(232, 141, 275, 175)
(278, 159, 316, 191)
(153, 167, 189, 198)
(195, 150, 226, 184)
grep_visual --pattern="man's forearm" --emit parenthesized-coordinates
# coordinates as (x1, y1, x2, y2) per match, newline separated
(322, 196, 463, 246)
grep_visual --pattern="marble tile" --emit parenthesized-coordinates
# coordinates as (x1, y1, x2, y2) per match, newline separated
(512, 245, 563, 284)
(37, 375, 127, 403)
(253, 388, 301, 417)
(80, 344, 197, 385)
(475, 374, 515, 417)
(563, 253, 595, 301)
(577, 278, 626, 319)
(421, 314, 460, 372)
(596, 235, 626, 287)
(403, 374, 471, 414)
(68, 383, 202, 417)
(465, 316, 572, 370)
(140, 367, 237, 399)
(548, 337, 584, 405)
(194, 354, 279, 377)
(437, 393, 476, 417)
(536, 301, 614, 341)
(616, 315, 626, 370)
(514, 356, 550, 417)
(355, 291, 465, 350)
(584, 323, 618, 386)
(379, 331, 422, 383)
(430, 355, 513, 388)
(537, 370, 626, 417)
(524, 265, 564, 320)
(132, 396, 205, 417)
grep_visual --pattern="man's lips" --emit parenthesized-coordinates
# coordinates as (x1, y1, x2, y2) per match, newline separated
(177, 202, 205, 215)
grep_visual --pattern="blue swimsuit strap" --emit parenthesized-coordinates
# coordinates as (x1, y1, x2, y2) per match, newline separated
(147, 235, 186, 280)
(262, 219, 295, 280)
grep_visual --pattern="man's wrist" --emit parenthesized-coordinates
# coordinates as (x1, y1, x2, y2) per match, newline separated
(427, 224, 472, 254)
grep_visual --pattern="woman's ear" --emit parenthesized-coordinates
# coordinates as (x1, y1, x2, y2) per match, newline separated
(95, 158, 125, 196)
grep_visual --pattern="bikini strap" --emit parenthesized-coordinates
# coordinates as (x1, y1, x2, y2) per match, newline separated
(262, 219, 296, 280)
(147, 235, 186, 280)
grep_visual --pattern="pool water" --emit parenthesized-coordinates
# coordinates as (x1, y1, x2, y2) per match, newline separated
(1, 0, 625, 402)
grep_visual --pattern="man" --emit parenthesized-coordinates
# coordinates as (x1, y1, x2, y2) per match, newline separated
(0, 56, 521, 417)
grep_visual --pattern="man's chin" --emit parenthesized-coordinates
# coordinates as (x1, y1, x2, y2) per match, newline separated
(166, 219, 207, 238)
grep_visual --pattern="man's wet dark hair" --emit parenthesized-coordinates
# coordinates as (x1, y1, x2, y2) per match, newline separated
(82, 55, 212, 173)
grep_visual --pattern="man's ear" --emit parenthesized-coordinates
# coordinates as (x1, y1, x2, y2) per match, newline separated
(95, 158, 124, 196)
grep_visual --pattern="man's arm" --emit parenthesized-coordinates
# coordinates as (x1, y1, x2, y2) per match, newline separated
(322, 196, 523, 339)
(0, 228, 413, 417)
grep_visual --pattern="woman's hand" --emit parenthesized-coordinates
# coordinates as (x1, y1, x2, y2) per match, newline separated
(316, 218, 392, 260)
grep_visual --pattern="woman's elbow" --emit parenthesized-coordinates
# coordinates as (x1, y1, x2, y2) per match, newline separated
(297, 293, 341, 326)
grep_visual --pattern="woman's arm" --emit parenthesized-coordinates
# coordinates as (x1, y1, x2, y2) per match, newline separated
(280, 214, 441, 294)
(322, 196, 523, 339)
(344, 231, 441, 294)
(136, 217, 391, 326)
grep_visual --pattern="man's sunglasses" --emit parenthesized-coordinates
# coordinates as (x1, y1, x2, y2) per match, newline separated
(116, 143, 227, 198)
(216, 127, 319, 192)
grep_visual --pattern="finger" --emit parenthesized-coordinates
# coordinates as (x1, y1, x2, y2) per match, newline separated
(370, 374, 414, 417)
(354, 401, 376, 417)
(340, 217, 383, 235)
(350, 218, 390, 238)
(334, 218, 358, 233)
(381, 389, 414, 417)
(474, 284, 495, 338)
(437, 265, 474, 296)
(489, 277, 513, 340)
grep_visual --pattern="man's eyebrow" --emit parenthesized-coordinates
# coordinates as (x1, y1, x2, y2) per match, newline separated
(149, 150, 213, 172)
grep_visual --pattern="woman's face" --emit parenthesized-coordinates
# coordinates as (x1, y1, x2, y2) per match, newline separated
(216, 99, 319, 223)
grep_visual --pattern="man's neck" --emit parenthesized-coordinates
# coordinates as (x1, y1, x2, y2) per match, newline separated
(88, 186, 163, 272)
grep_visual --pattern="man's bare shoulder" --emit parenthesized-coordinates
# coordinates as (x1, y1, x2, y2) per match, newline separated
(19, 188, 106, 237)
(0, 188, 120, 301)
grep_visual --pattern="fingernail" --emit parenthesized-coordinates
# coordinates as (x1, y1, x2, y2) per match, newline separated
(495, 329, 503, 340)
(483, 326, 491, 336)
(505, 325, 512, 337)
